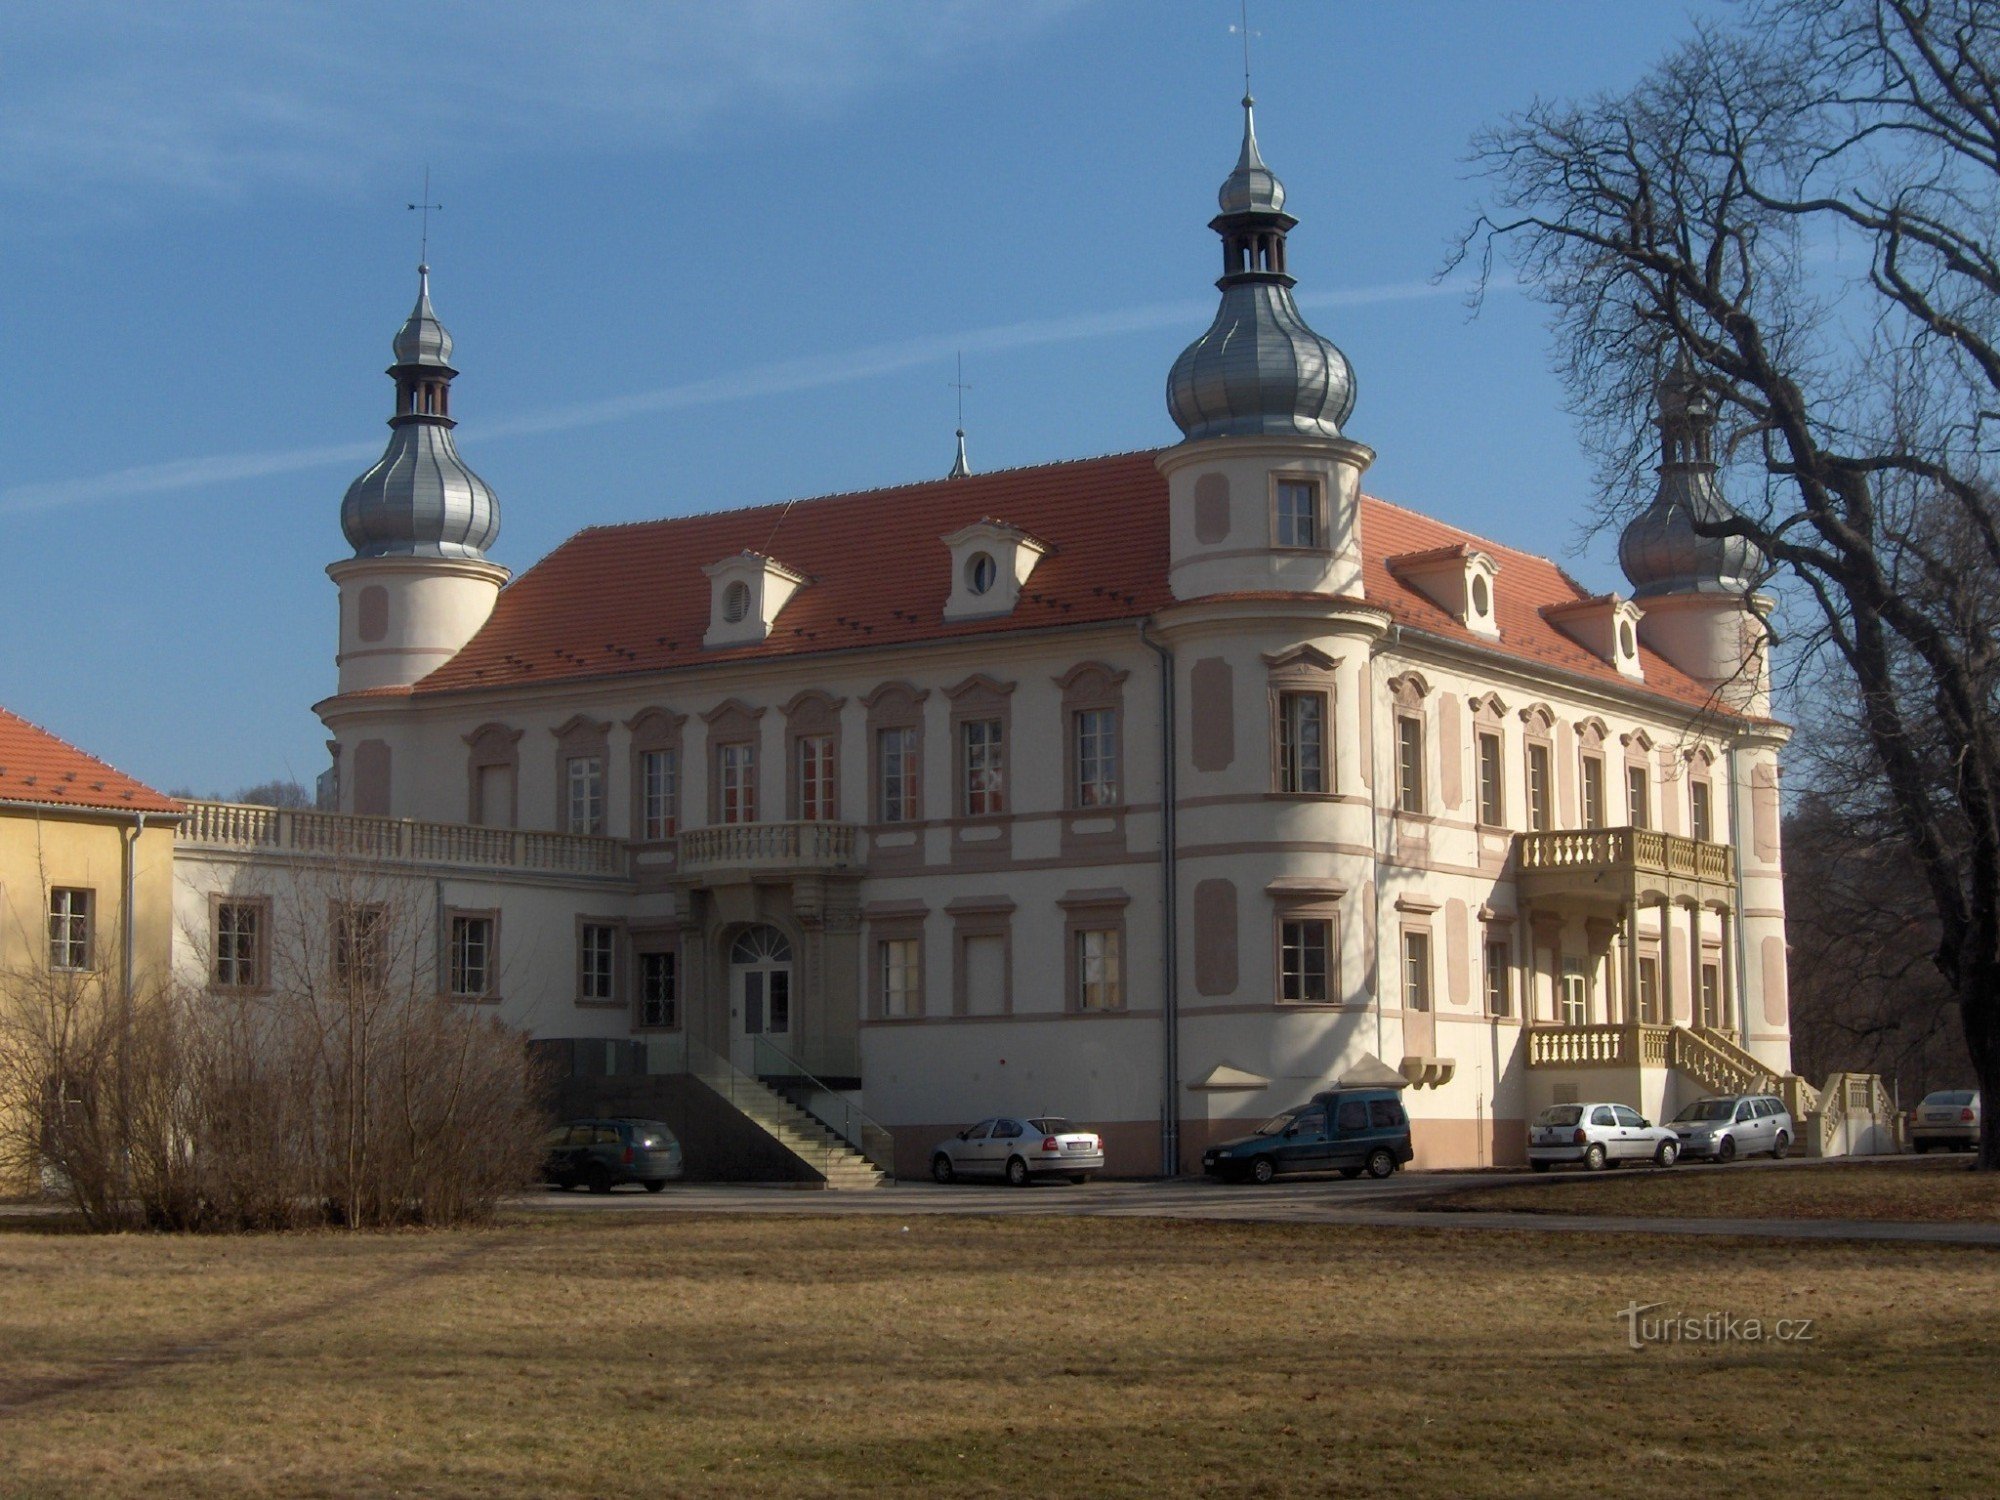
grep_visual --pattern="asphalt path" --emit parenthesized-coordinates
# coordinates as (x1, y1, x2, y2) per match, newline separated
(510, 1160, 2000, 1246)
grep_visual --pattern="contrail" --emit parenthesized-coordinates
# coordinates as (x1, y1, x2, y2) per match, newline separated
(0, 274, 1501, 516)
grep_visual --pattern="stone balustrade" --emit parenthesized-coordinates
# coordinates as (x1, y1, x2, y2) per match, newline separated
(676, 821, 861, 880)
(177, 801, 627, 880)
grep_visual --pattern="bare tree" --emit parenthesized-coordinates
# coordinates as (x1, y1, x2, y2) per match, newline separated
(1460, 0, 2000, 1165)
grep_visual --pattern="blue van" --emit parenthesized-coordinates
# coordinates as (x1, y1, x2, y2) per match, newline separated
(1202, 1089, 1414, 1183)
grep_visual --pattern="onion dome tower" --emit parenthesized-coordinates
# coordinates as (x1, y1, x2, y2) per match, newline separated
(1160, 97, 1374, 602)
(327, 264, 509, 712)
(1618, 359, 1772, 712)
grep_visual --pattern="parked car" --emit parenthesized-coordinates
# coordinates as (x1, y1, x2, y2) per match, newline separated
(1911, 1090, 1982, 1152)
(1669, 1094, 1794, 1162)
(544, 1118, 684, 1193)
(930, 1117, 1105, 1185)
(1202, 1088, 1414, 1183)
(1527, 1102, 1679, 1172)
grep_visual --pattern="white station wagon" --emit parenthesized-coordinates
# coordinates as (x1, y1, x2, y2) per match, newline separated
(930, 1116, 1105, 1186)
(1528, 1102, 1680, 1172)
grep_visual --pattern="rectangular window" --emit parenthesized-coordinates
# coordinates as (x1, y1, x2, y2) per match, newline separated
(1275, 478, 1319, 547)
(878, 727, 920, 823)
(879, 937, 921, 1018)
(1700, 962, 1723, 1029)
(1279, 918, 1332, 1003)
(1484, 940, 1512, 1017)
(1074, 708, 1120, 807)
(1627, 764, 1650, 830)
(1580, 755, 1605, 829)
(1560, 957, 1588, 1024)
(579, 923, 617, 1003)
(796, 734, 836, 821)
(640, 748, 679, 841)
(1076, 928, 1122, 1011)
(448, 914, 494, 998)
(1638, 955, 1662, 1025)
(1402, 930, 1432, 1012)
(333, 904, 387, 987)
(1527, 743, 1553, 831)
(1276, 691, 1326, 794)
(718, 742, 757, 824)
(639, 951, 677, 1028)
(1691, 780, 1713, 843)
(566, 755, 605, 835)
(1477, 731, 1504, 827)
(962, 718, 1005, 816)
(1396, 715, 1425, 815)
(49, 888, 92, 972)
(214, 901, 263, 989)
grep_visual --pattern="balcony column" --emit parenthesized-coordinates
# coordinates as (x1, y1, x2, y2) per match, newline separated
(1688, 899, 1704, 1030)
(1658, 897, 1679, 1026)
(1623, 899, 1641, 1027)
(1716, 905, 1734, 1033)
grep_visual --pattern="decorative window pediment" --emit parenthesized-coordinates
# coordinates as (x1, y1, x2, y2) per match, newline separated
(1542, 593, 1645, 680)
(703, 551, 807, 648)
(941, 518, 1049, 622)
(1386, 545, 1501, 638)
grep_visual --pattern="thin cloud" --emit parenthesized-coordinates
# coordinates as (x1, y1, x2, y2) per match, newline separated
(0, 273, 1510, 517)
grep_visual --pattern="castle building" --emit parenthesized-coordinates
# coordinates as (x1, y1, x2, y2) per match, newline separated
(173, 99, 1814, 1177)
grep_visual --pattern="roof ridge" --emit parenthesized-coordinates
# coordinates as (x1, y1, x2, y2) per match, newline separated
(1360, 489, 1579, 582)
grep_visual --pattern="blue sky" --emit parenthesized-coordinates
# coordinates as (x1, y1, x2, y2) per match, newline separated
(0, 0, 1730, 797)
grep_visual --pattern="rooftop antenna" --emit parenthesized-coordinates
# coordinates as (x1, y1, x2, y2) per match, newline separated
(947, 350, 973, 478)
(407, 166, 443, 265)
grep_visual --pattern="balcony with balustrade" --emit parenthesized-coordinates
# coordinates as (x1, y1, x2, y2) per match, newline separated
(1516, 826, 1734, 907)
(675, 821, 863, 884)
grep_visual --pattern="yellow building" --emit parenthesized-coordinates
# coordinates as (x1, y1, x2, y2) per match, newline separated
(0, 706, 181, 1189)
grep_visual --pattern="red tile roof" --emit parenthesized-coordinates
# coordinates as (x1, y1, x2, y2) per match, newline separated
(0, 706, 182, 816)
(409, 448, 1738, 717)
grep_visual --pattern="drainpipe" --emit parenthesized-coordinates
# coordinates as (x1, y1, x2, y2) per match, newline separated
(1724, 743, 1751, 1045)
(1139, 619, 1179, 1178)
(118, 812, 147, 1188)
(1369, 630, 1396, 1063)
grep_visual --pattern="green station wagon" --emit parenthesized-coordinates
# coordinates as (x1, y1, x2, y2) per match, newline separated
(1203, 1088, 1414, 1183)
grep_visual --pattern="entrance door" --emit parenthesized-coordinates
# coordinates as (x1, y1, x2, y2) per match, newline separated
(728, 925, 794, 1074)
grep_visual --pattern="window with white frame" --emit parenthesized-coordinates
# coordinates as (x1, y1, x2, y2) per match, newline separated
(565, 754, 605, 835)
(1484, 939, 1512, 1017)
(640, 747, 679, 841)
(1279, 918, 1332, 1003)
(1396, 714, 1425, 814)
(717, 741, 757, 824)
(1402, 930, 1432, 1012)
(1580, 754, 1606, 829)
(579, 923, 617, 1003)
(796, 734, 836, 822)
(1638, 955, 1662, 1025)
(878, 726, 920, 823)
(1527, 742, 1553, 831)
(1477, 730, 1505, 827)
(1274, 477, 1320, 548)
(1691, 780, 1713, 843)
(1075, 927, 1122, 1011)
(448, 913, 495, 998)
(1627, 763, 1650, 830)
(639, 951, 677, 1028)
(879, 937, 921, 1018)
(1276, 691, 1327, 794)
(962, 718, 1005, 816)
(1074, 708, 1119, 808)
(213, 900, 264, 989)
(49, 888, 92, 972)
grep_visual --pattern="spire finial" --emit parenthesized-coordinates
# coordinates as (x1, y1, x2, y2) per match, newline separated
(407, 166, 443, 267)
(1230, 0, 1260, 101)
(947, 352, 974, 478)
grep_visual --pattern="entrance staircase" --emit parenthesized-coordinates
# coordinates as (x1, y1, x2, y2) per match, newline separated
(678, 1036, 890, 1189)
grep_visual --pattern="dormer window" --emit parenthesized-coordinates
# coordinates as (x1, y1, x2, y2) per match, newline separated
(942, 519, 1048, 622)
(1543, 594, 1646, 680)
(703, 551, 806, 648)
(1387, 546, 1501, 638)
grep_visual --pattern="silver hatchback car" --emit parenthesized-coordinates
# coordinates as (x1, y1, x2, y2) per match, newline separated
(1528, 1102, 1680, 1171)
(1671, 1094, 1795, 1162)
(930, 1116, 1105, 1185)
(1911, 1090, 1982, 1152)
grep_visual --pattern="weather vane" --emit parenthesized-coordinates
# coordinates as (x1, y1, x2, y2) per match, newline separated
(1229, 0, 1260, 97)
(407, 166, 443, 264)
(949, 351, 973, 432)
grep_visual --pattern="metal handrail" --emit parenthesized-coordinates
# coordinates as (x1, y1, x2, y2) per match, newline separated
(752, 1036, 895, 1175)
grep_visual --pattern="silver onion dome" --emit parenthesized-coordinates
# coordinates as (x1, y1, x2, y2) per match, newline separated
(1618, 362, 1765, 597)
(340, 265, 500, 561)
(1168, 97, 1356, 443)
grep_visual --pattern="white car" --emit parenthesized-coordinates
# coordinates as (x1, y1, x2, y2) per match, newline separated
(1528, 1102, 1680, 1172)
(930, 1116, 1105, 1186)
(1671, 1094, 1794, 1162)
(1911, 1090, 1981, 1152)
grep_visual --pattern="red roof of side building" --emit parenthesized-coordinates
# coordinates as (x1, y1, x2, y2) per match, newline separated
(411, 448, 1735, 717)
(0, 706, 182, 816)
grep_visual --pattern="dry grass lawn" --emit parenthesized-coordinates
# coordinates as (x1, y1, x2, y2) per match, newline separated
(0, 1211, 1993, 1498)
(1423, 1155, 2000, 1222)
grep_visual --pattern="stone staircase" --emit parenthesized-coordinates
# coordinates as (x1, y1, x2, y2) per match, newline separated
(694, 1067, 887, 1190)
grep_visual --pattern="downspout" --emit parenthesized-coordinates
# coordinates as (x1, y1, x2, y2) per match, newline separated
(1370, 629, 1396, 1063)
(1139, 619, 1179, 1178)
(1725, 743, 1751, 1043)
(118, 812, 147, 1190)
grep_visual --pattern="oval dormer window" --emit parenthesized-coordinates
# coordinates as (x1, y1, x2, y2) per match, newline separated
(1619, 620, 1637, 659)
(1470, 574, 1490, 618)
(966, 552, 998, 596)
(723, 580, 751, 624)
